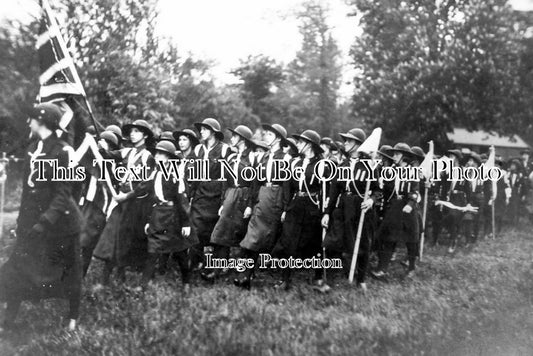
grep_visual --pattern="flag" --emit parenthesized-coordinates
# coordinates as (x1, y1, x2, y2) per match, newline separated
(419, 140, 434, 180)
(485, 146, 497, 199)
(37, 0, 85, 104)
(357, 128, 382, 155)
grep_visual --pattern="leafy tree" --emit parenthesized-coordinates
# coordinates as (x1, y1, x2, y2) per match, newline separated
(231, 55, 284, 123)
(349, 0, 529, 149)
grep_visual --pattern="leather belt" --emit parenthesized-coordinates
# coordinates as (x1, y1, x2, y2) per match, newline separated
(155, 201, 174, 207)
(296, 191, 319, 198)
(265, 182, 281, 187)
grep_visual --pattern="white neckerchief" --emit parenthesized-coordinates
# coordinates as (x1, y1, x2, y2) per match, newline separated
(178, 159, 186, 194)
(266, 150, 275, 182)
(346, 157, 357, 190)
(154, 171, 167, 202)
(27, 140, 44, 188)
(299, 158, 310, 191)
(234, 150, 243, 186)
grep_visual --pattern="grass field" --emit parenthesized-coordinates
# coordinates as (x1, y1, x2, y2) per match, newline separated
(0, 210, 532, 355)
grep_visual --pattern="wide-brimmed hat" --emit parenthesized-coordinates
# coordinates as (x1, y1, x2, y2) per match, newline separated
(377, 144, 394, 161)
(194, 118, 224, 140)
(100, 130, 119, 149)
(122, 119, 154, 138)
(228, 125, 254, 144)
(465, 151, 482, 165)
(339, 128, 366, 144)
(173, 128, 200, 147)
(446, 149, 463, 160)
(292, 129, 324, 154)
(508, 158, 523, 168)
(159, 131, 176, 143)
(391, 142, 412, 156)
(154, 140, 178, 158)
(261, 123, 288, 143)
(30, 103, 63, 131)
(410, 146, 425, 160)
(105, 124, 123, 142)
(320, 137, 335, 149)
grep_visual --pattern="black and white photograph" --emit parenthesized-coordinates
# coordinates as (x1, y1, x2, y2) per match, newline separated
(1, 0, 533, 354)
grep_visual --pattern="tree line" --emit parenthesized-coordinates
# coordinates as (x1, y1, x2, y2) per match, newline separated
(1, 0, 533, 155)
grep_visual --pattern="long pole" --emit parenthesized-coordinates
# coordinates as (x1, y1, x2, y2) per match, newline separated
(0, 152, 6, 240)
(492, 199, 496, 239)
(83, 96, 102, 138)
(419, 184, 429, 260)
(321, 179, 327, 282)
(348, 179, 371, 284)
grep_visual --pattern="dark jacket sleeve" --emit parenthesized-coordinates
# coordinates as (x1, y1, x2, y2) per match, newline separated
(38, 147, 74, 226)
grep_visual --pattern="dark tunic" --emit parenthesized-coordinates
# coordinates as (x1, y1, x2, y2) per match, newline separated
(240, 148, 291, 252)
(143, 169, 195, 253)
(272, 156, 327, 258)
(0, 135, 82, 302)
(377, 166, 420, 244)
(93, 146, 155, 267)
(79, 163, 113, 252)
(210, 148, 255, 247)
(190, 141, 231, 245)
(323, 156, 380, 253)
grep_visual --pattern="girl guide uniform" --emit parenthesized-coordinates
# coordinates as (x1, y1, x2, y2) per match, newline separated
(93, 120, 155, 284)
(138, 141, 196, 289)
(235, 123, 291, 290)
(204, 126, 257, 281)
(271, 130, 331, 290)
(323, 128, 380, 287)
(373, 143, 420, 278)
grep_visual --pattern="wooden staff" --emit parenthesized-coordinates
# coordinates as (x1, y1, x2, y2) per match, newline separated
(419, 184, 429, 260)
(0, 152, 7, 239)
(348, 179, 371, 284)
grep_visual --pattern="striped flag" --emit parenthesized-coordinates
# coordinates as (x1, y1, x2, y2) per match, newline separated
(37, 0, 85, 104)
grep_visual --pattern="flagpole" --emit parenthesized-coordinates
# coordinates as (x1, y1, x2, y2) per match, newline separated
(490, 146, 496, 239)
(0, 153, 7, 240)
(82, 96, 102, 138)
(348, 179, 371, 284)
(419, 184, 429, 260)
(321, 179, 327, 283)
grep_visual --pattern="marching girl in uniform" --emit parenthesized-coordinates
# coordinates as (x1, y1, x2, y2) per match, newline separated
(189, 118, 231, 270)
(234, 124, 291, 290)
(202, 125, 256, 282)
(322, 128, 379, 291)
(79, 130, 119, 276)
(271, 130, 330, 291)
(93, 120, 155, 286)
(135, 141, 194, 292)
(372, 143, 420, 279)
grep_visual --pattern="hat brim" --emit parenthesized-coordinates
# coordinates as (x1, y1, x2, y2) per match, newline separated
(339, 133, 363, 144)
(173, 131, 200, 146)
(155, 147, 178, 158)
(122, 124, 154, 138)
(228, 128, 253, 145)
(261, 124, 287, 142)
(194, 123, 224, 140)
(291, 134, 324, 154)
(446, 150, 463, 159)
(378, 151, 394, 161)
(391, 148, 413, 156)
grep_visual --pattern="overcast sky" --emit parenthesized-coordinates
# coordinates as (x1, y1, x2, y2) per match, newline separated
(3, 0, 533, 92)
